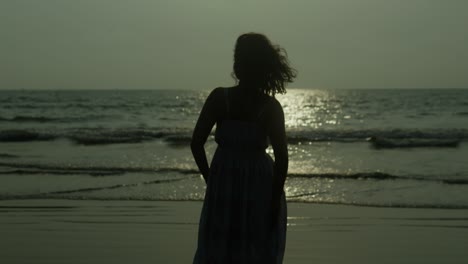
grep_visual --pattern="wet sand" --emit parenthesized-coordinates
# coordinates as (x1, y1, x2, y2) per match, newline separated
(1, 200, 468, 264)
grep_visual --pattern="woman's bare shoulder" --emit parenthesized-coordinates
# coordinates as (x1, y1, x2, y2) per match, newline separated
(204, 87, 234, 112)
(208, 86, 236, 98)
(206, 87, 226, 101)
(265, 96, 283, 112)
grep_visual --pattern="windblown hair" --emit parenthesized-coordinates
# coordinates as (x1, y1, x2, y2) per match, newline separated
(233, 33, 297, 96)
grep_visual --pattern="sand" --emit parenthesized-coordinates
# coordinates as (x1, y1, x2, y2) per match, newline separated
(1, 200, 468, 264)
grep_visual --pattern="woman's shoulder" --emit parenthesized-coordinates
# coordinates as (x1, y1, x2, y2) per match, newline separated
(208, 86, 236, 97)
(262, 96, 284, 120)
(263, 95, 281, 108)
(204, 87, 235, 111)
(206, 87, 228, 100)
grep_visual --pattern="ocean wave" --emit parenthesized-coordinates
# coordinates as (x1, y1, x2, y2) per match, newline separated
(368, 137, 460, 149)
(0, 115, 111, 123)
(3, 177, 194, 199)
(1, 127, 467, 145)
(1, 161, 467, 185)
(1, 164, 467, 209)
(0, 153, 19, 158)
(0, 161, 199, 176)
(0, 130, 56, 142)
(0, 116, 58, 122)
(0, 128, 169, 144)
(287, 128, 468, 143)
(283, 201, 468, 209)
(288, 172, 468, 184)
(69, 129, 170, 145)
(1, 193, 468, 209)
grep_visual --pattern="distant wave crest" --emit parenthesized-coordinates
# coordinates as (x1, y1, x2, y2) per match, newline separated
(368, 137, 460, 149)
(0, 115, 110, 123)
(0, 127, 467, 147)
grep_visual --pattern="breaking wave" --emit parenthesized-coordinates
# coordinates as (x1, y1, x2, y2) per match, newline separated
(0, 115, 111, 123)
(0, 161, 467, 185)
(368, 137, 461, 148)
(1, 127, 467, 147)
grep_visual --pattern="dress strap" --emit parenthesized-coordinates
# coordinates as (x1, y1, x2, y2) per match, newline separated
(224, 88, 230, 116)
(256, 96, 270, 120)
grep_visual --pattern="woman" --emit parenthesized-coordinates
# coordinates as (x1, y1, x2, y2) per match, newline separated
(191, 33, 296, 264)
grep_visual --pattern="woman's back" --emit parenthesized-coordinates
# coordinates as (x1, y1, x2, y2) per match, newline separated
(220, 86, 271, 122)
(215, 87, 270, 151)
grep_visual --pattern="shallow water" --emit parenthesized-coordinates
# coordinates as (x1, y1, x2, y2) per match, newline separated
(1, 89, 468, 208)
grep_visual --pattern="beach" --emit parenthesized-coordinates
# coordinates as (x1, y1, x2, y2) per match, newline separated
(1, 199, 468, 264)
(3, 0, 468, 262)
(2, 89, 468, 263)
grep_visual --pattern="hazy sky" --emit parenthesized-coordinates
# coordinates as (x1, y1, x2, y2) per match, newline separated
(1, 0, 467, 90)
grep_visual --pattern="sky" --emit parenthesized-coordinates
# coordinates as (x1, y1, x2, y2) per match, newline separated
(1, 0, 467, 90)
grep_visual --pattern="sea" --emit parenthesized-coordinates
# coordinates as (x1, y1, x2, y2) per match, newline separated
(1, 89, 468, 209)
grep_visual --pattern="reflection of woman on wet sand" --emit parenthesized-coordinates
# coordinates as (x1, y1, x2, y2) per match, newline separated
(191, 33, 296, 263)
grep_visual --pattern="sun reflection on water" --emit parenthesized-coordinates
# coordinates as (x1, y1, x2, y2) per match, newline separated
(276, 89, 344, 129)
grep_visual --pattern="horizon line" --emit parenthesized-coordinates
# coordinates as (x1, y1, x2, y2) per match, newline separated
(1, 87, 468, 91)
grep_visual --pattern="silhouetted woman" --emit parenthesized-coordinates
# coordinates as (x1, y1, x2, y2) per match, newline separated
(191, 33, 296, 264)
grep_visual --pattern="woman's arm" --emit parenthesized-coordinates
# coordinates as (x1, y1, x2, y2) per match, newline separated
(268, 99, 288, 202)
(191, 89, 219, 183)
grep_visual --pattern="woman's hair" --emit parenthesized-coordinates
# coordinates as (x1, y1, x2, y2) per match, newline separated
(233, 33, 296, 96)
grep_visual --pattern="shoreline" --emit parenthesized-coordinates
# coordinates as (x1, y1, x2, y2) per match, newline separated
(1, 199, 468, 264)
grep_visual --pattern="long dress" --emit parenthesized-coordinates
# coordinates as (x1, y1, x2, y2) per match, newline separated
(193, 90, 287, 264)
